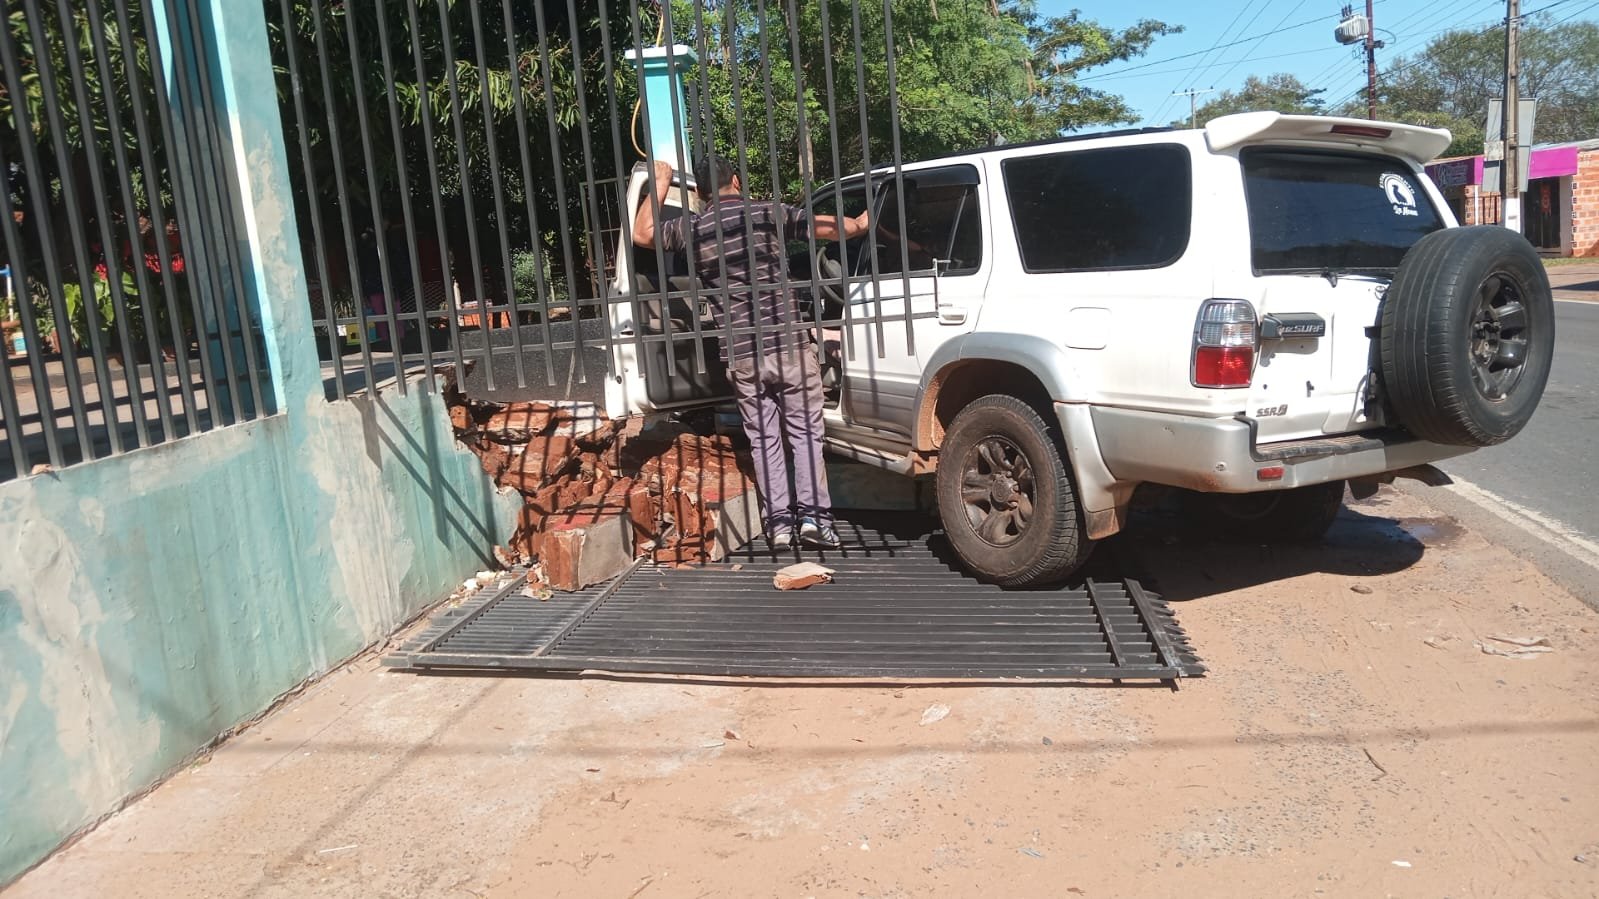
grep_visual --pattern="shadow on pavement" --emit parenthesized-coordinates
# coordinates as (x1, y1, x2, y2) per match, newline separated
(1102, 495, 1427, 603)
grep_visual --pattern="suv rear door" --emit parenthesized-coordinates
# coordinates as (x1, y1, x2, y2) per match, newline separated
(1238, 147, 1446, 442)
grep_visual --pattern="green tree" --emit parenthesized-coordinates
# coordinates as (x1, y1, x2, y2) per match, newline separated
(678, 0, 1177, 198)
(1340, 15, 1599, 158)
(1173, 74, 1325, 128)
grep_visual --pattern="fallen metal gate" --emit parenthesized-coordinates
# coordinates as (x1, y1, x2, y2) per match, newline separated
(385, 519, 1204, 681)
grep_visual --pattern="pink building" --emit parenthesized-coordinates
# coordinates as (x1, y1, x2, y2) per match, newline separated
(1425, 139, 1599, 257)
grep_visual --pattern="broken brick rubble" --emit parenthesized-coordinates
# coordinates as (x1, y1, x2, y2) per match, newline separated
(443, 374, 759, 589)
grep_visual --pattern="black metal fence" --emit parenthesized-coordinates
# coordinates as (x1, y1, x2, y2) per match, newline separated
(0, 0, 271, 483)
(270, 0, 943, 404)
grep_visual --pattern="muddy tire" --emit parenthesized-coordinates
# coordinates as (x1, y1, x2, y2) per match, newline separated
(1180, 481, 1346, 544)
(1380, 226, 1554, 447)
(936, 395, 1093, 586)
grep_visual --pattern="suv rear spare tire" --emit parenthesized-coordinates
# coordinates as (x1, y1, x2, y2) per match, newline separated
(936, 395, 1093, 586)
(1380, 225, 1554, 447)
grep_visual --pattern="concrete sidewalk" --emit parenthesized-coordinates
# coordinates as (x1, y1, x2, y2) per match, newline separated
(1547, 262, 1599, 301)
(6, 488, 1599, 898)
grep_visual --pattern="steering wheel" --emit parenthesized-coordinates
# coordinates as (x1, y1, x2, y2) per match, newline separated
(813, 247, 849, 316)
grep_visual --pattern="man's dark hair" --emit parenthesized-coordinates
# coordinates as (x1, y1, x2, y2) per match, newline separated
(693, 155, 737, 202)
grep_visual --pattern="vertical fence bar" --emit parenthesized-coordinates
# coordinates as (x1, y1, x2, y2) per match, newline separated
(434, 0, 496, 392)
(466, 0, 528, 392)
(784, 0, 824, 342)
(139, 0, 225, 424)
(276, 0, 347, 399)
(657, 4, 711, 378)
(563, 0, 614, 380)
(628, 0, 681, 380)
(880, 0, 916, 357)
(848, 0, 885, 357)
(720, 2, 773, 368)
(404, 0, 468, 385)
(530, 0, 588, 387)
(112, 0, 201, 432)
(21, 0, 126, 454)
(0, 293, 27, 473)
(81, 0, 176, 441)
(342, 0, 408, 396)
(815, 0, 858, 365)
(503, 0, 559, 388)
(372, 0, 435, 391)
(308, 0, 378, 396)
(753, 0, 797, 355)
(0, 95, 70, 468)
(595, 2, 632, 376)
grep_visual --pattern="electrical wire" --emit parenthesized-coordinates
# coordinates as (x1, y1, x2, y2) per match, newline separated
(1146, 0, 1266, 122)
(630, 3, 669, 158)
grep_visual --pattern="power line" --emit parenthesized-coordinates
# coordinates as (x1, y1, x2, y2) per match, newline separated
(1089, 45, 1346, 84)
(1080, 11, 1345, 84)
(1208, 0, 1315, 89)
(1148, 0, 1269, 122)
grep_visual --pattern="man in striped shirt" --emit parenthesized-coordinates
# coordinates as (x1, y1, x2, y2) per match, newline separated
(633, 157, 870, 550)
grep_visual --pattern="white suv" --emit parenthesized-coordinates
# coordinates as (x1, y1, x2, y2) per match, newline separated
(603, 112, 1554, 585)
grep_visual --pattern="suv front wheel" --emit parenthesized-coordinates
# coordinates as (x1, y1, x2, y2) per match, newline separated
(936, 395, 1094, 586)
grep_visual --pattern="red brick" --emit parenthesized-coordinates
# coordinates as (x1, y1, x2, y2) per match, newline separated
(448, 403, 471, 433)
(496, 434, 580, 493)
(479, 402, 563, 444)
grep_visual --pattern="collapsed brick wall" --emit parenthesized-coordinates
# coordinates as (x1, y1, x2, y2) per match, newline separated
(443, 381, 758, 588)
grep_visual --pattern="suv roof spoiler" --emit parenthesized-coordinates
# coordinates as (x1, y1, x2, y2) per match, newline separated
(1204, 112, 1452, 165)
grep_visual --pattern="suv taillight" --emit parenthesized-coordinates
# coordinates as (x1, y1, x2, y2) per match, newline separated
(1192, 299, 1257, 388)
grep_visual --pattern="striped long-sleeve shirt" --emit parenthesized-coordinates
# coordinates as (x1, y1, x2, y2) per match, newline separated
(658, 194, 810, 361)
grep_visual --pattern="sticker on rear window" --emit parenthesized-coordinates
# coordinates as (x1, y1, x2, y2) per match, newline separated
(1380, 173, 1419, 217)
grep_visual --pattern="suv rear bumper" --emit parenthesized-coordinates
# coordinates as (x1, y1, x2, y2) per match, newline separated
(1089, 406, 1474, 493)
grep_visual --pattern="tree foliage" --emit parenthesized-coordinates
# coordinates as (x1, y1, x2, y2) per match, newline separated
(681, 0, 1177, 197)
(1338, 15, 1599, 158)
(1175, 74, 1325, 128)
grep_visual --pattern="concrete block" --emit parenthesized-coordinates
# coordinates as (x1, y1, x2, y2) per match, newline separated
(540, 510, 634, 591)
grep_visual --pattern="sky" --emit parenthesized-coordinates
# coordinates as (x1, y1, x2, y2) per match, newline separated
(1038, 0, 1599, 126)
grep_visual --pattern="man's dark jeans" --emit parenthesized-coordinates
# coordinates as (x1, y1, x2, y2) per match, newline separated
(729, 348, 833, 532)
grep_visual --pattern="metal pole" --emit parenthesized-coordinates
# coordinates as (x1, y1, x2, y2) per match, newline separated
(1366, 0, 1378, 119)
(1503, 0, 1521, 231)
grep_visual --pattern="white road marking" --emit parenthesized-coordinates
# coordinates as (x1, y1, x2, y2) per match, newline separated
(1554, 297, 1596, 304)
(1443, 474, 1599, 573)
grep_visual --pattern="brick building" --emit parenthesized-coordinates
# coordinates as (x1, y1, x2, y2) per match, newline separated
(1425, 138, 1599, 257)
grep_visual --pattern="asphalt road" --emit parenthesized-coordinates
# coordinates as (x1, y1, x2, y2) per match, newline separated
(1411, 292, 1599, 611)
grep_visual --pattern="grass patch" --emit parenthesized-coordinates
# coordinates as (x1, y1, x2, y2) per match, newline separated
(1542, 256, 1594, 267)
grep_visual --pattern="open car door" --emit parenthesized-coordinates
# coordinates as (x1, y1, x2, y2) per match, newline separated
(603, 163, 735, 418)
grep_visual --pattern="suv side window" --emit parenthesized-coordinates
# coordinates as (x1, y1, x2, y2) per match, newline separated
(872, 169, 983, 276)
(1002, 144, 1192, 273)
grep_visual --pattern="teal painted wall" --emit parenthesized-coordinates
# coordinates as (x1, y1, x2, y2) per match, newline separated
(0, 0, 518, 884)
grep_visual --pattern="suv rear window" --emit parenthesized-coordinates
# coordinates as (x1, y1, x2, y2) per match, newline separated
(1243, 148, 1444, 273)
(1002, 144, 1191, 272)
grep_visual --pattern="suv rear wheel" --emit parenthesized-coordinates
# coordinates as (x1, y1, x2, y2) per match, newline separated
(1179, 480, 1346, 544)
(936, 395, 1093, 586)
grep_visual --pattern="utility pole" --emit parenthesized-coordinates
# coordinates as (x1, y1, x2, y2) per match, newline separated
(1173, 87, 1216, 128)
(1502, 0, 1522, 230)
(1365, 0, 1378, 118)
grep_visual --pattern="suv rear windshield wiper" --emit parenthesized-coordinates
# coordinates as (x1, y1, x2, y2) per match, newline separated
(1264, 266, 1395, 286)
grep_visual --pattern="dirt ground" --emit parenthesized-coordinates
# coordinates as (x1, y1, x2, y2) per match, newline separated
(8, 487, 1599, 898)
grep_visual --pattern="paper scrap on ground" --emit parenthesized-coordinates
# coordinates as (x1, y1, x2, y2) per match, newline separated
(919, 703, 951, 726)
(774, 562, 834, 591)
(1475, 634, 1553, 659)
